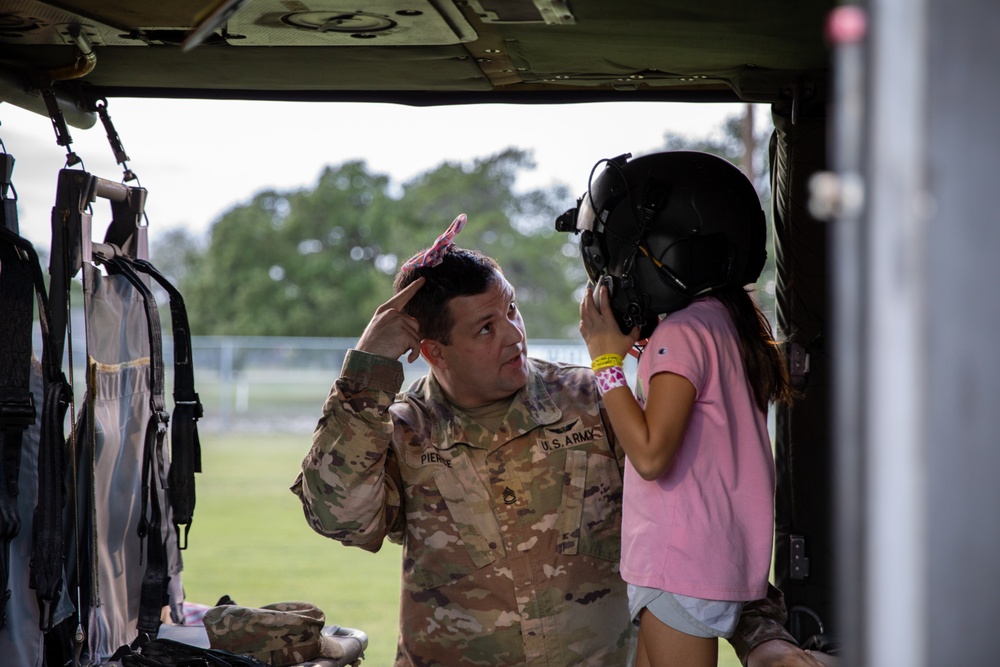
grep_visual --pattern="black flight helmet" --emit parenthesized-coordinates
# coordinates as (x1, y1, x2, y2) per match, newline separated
(555, 151, 766, 338)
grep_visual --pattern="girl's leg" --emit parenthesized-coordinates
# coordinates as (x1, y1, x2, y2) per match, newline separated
(636, 607, 718, 667)
(634, 622, 650, 667)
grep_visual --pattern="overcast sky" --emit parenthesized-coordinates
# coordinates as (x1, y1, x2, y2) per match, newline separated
(1, 98, 765, 248)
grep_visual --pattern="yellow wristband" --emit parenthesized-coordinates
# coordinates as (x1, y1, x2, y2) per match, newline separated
(591, 354, 624, 371)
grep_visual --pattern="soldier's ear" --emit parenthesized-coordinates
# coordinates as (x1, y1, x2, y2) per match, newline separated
(421, 339, 446, 369)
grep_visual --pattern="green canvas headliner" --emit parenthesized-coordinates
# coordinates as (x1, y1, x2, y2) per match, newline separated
(0, 0, 835, 110)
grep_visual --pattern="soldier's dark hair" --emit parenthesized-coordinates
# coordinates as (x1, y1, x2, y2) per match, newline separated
(393, 247, 503, 344)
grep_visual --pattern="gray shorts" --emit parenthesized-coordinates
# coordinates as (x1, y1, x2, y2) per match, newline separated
(627, 583, 744, 639)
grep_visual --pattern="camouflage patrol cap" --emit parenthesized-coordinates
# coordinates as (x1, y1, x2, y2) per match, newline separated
(203, 601, 344, 666)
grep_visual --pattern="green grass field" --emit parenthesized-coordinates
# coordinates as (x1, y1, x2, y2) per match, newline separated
(179, 432, 404, 665)
(182, 432, 742, 666)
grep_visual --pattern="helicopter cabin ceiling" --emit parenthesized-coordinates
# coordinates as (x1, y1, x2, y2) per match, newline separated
(0, 0, 835, 122)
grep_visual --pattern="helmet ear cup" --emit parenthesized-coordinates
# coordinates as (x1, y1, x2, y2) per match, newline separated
(603, 275, 644, 335)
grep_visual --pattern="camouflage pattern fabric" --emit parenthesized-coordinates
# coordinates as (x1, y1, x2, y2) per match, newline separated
(291, 351, 797, 666)
(730, 583, 797, 662)
(203, 601, 343, 666)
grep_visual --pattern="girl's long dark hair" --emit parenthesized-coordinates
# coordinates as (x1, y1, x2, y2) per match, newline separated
(712, 285, 796, 412)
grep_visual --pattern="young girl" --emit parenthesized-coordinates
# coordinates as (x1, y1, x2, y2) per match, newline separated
(580, 279, 794, 667)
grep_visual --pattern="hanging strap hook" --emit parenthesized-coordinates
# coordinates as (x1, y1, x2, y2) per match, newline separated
(41, 88, 82, 168)
(95, 98, 137, 183)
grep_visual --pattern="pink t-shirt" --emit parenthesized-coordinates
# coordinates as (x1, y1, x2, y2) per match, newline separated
(620, 297, 774, 601)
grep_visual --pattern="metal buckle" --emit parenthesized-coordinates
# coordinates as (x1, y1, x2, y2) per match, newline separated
(0, 395, 36, 428)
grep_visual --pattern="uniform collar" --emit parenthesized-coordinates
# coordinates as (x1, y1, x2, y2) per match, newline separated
(417, 359, 563, 450)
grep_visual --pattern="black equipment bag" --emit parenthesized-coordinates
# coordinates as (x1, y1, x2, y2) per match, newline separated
(112, 638, 271, 667)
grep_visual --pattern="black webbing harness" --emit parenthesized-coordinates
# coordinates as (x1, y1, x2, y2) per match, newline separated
(0, 150, 35, 632)
(102, 193, 203, 551)
(133, 259, 203, 550)
(0, 151, 71, 632)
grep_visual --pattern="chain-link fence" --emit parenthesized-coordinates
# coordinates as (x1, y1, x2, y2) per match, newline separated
(47, 334, 603, 433)
(43, 324, 628, 432)
(185, 337, 603, 432)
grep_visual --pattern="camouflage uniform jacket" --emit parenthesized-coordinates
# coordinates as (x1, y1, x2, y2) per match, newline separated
(291, 350, 796, 666)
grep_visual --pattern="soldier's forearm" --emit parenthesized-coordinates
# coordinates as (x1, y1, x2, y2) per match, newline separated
(729, 583, 797, 665)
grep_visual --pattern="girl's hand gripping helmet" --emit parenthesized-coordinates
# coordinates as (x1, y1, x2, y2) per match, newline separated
(555, 151, 767, 338)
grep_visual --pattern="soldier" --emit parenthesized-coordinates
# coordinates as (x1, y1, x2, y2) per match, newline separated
(291, 214, 826, 666)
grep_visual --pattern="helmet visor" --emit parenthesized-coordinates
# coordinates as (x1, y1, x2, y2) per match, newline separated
(576, 190, 599, 233)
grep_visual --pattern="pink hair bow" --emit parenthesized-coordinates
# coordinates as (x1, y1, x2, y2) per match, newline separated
(401, 213, 467, 270)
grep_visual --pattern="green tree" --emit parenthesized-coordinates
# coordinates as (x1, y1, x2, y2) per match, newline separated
(179, 151, 583, 339)
(181, 160, 399, 336)
(399, 148, 580, 339)
(149, 227, 204, 288)
(174, 114, 775, 343)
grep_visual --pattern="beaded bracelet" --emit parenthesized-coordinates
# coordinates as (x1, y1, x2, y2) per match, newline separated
(595, 365, 628, 396)
(591, 353, 624, 372)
